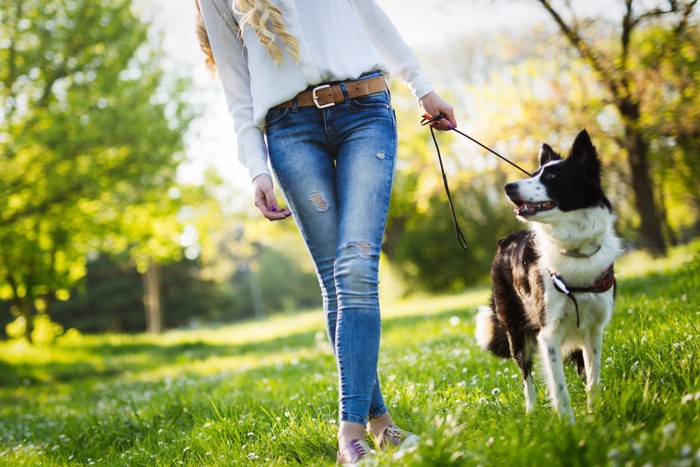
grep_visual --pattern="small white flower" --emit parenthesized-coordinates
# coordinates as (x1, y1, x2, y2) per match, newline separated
(247, 432, 254, 437)
(486, 437, 494, 447)
(449, 316, 460, 327)
(681, 393, 694, 404)
(631, 443, 642, 456)
(247, 452, 259, 460)
(491, 388, 501, 396)
(662, 423, 677, 439)
(183, 447, 191, 453)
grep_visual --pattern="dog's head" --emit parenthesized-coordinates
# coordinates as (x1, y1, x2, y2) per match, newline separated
(504, 129, 611, 223)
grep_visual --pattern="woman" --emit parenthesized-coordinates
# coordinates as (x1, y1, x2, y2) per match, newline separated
(195, 0, 457, 462)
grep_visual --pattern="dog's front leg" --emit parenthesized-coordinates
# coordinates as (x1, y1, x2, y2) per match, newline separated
(583, 325, 604, 413)
(537, 326, 575, 423)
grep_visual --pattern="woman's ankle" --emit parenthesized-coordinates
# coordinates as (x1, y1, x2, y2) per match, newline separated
(338, 421, 366, 448)
(367, 412, 394, 439)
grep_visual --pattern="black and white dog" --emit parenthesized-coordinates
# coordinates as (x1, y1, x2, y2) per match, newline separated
(475, 129, 623, 422)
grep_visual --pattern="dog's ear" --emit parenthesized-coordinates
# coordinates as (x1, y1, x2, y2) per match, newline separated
(538, 143, 561, 166)
(568, 129, 601, 182)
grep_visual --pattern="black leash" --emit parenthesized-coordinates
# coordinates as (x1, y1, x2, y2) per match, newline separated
(420, 113, 533, 250)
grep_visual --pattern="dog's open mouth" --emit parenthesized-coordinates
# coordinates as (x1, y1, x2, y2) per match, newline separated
(514, 201, 556, 216)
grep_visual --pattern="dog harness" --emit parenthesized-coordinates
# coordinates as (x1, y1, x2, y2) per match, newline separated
(550, 264, 616, 327)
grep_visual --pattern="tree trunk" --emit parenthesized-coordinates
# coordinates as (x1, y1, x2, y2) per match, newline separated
(143, 257, 163, 334)
(22, 302, 35, 344)
(248, 270, 266, 320)
(623, 123, 668, 256)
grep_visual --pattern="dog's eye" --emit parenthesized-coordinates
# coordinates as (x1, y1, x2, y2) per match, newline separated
(542, 172, 557, 181)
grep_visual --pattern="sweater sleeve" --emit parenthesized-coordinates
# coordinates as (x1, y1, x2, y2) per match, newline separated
(199, 0, 270, 181)
(349, 0, 433, 100)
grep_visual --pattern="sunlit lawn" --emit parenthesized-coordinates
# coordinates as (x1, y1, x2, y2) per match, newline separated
(0, 243, 698, 465)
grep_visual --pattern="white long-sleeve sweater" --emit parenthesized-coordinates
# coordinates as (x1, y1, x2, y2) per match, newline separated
(199, 0, 433, 181)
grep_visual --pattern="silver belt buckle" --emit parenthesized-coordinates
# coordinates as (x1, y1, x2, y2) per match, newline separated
(312, 84, 334, 109)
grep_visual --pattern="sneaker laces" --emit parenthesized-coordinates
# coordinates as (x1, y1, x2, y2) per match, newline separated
(354, 440, 368, 457)
(379, 425, 418, 449)
(338, 439, 373, 464)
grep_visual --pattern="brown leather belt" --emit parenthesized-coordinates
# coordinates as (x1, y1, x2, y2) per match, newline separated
(272, 75, 387, 109)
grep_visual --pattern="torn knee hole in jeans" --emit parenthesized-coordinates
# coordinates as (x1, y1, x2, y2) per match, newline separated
(349, 241, 372, 257)
(308, 191, 329, 212)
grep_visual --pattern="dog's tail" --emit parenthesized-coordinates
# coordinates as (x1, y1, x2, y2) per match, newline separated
(475, 306, 510, 359)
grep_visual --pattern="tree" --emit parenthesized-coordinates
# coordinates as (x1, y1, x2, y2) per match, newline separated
(637, 23, 700, 240)
(0, 0, 192, 341)
(532, 0, 698, 256)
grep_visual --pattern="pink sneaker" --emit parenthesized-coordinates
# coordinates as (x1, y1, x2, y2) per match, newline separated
(336, 439, 374, 465)
(376, 425, 420, 451)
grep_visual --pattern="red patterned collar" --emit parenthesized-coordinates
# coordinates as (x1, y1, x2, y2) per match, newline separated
(549, 264, 616, 328)
(550, 264, 616, 295)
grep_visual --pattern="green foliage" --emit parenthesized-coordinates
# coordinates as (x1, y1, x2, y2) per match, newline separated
(49, 254, 240, 333)
(0, 0, 193, 340)
(43, 247, 319, 334)
(0, 246, 697, 465)
(637, 23, 700, 240)
(389, 180, 521, 291)
(5, 313, 64, 344)
(228, 244, 321, 317)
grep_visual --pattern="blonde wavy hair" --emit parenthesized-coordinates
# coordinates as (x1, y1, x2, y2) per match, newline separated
(195, 0, 300, 72)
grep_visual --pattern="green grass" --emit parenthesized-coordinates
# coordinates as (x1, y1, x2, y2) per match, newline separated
(1, 244, 699, 466)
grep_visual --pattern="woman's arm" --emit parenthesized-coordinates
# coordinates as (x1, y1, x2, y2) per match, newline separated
(198, 0, 271, 181)
(199, 0, 289, 221)
(349, 0, 457, 130)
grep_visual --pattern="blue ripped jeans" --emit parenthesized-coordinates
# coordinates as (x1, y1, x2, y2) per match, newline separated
(265, 72, 396, 426)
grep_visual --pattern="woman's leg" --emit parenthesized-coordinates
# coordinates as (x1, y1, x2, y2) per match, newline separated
(331, 88, 397, 429)
(265, 106, 339, 343)
(266, 85, 397, 445)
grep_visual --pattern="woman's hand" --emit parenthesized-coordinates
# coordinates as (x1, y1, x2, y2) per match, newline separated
(253, 174, 292, 221)
(419, 91, 457, 131)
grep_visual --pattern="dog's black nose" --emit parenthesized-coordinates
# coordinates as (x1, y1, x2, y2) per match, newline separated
(505, 182, 518, 197)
